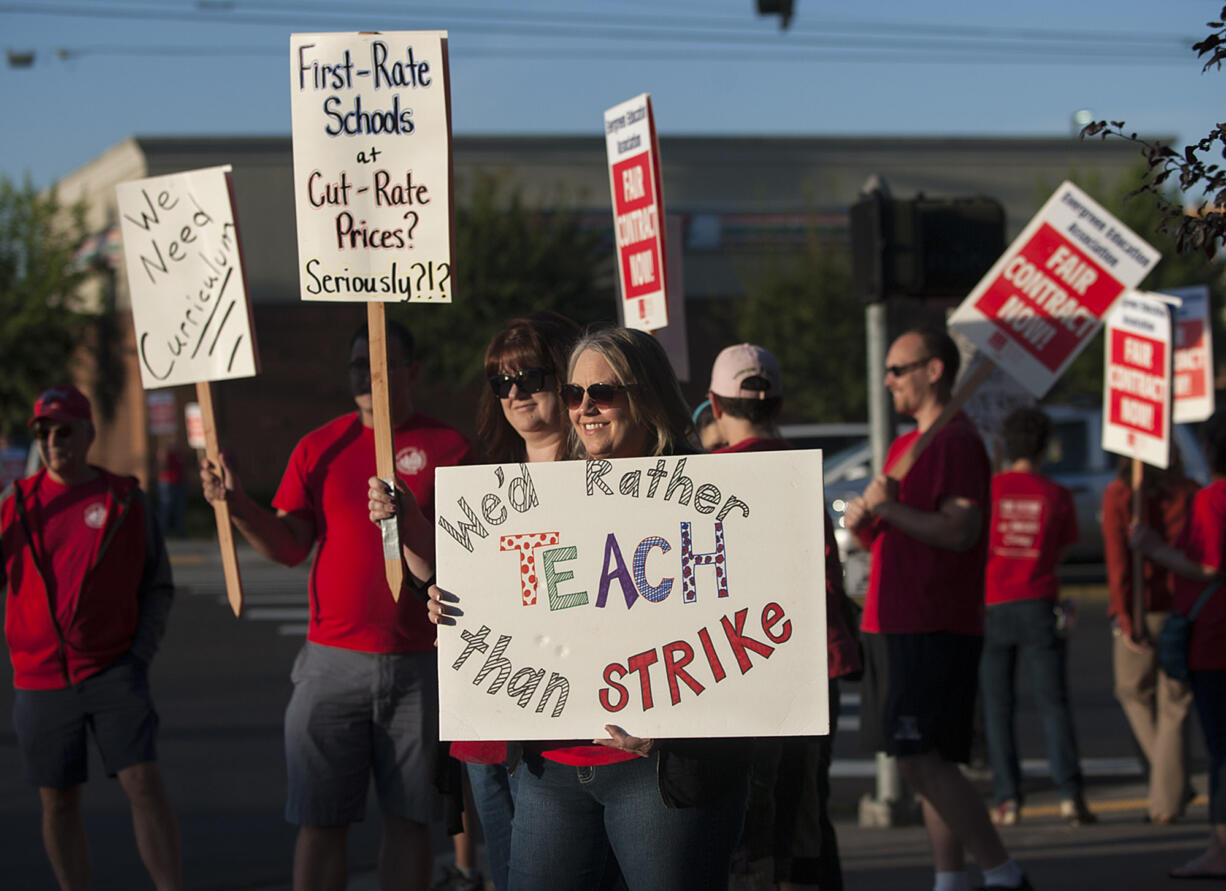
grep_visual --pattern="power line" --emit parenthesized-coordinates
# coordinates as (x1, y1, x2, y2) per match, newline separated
(0, 1, 1203, 65)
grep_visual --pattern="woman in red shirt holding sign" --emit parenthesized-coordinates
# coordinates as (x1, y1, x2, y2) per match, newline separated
(980, 407, 1095, 827)
(1133, 413, 1226, 880)
(429, 327, 750, 891)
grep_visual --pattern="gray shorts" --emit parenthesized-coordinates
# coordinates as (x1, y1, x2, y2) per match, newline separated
(13, 655, 159, 788)
(284, 641, 440, 826)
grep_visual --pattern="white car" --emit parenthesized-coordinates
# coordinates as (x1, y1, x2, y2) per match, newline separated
(794, 408, 1210, 595)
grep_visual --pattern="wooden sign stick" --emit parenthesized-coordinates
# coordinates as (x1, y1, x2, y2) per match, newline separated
(194, 380, 244, 617)
(1130, 457, 1146, 642)
(367, 302, 405, 601)
(887, 355, 997, 481)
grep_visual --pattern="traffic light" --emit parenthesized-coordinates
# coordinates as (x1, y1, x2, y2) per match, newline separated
(851, 193, 1006, 303)
(756, 0, 794, 29)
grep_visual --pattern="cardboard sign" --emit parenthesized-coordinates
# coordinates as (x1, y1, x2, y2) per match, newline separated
(1162, 285, 1215, 423)
(116, 166, 259, 389)
(184, 402, 206, 450)
(1102, 292, 1173, 468)
(604, 94, 669, 331)
(290, 31, 452, 303)
(949, 181, 1160, 398)
(434, 452, 828, 741)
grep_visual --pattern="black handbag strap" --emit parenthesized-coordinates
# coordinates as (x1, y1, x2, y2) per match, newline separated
(1188, 575, 1226, 621)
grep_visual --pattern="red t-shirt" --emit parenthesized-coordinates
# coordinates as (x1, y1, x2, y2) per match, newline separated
(1174, 479, 1226, 671)
(861, 413, 990, 635)
(273, 411, 472, 654)
(1102, 475, 1198, 637)
(27, 474, 110, 631)
(985, 471, 1077, 605)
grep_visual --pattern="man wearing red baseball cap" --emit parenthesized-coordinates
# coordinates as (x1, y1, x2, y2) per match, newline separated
(1, 384, 182, 890)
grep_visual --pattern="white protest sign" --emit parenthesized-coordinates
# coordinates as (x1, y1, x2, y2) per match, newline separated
(948, 181, 1160, 398)
(605, 94, 669, 331)
(1102, 291, 1173, 468)
(1161, 285, 1215, 423)
(291, 31, 452, 302)
(435, 452, 828, 741)
(116, 166, 259, 389)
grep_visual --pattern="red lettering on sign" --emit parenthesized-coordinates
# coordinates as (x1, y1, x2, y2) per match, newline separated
(974, 224, 1124, 371)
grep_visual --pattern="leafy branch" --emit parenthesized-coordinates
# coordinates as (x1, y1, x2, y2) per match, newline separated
(1080, 5, 1226, 255)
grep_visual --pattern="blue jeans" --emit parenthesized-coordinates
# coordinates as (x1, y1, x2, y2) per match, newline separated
(466, 762, 515, 891)
(1190, 669, 1226, 825)
(507, 751, 747, 891)
(980, 598, 1085, 805)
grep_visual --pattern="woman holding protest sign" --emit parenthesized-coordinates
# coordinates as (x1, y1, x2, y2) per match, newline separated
(428, 326, 751, 891)
(1131, 413, 1226, 880)
(369, 311, 580, 891)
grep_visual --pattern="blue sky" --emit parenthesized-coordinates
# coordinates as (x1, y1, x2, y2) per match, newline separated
(2, 0, 1224, 187)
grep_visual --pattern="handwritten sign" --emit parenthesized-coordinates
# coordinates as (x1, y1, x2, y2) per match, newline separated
(116, 166, 259, 389)
(604, 94, 669, 331)
(434, 451, 829, 741)
(290, 31, 453, 303)
(949, 181, 1159, 398)
(1102, 291, 1173, 468)
(1160, 285, 1215, 423)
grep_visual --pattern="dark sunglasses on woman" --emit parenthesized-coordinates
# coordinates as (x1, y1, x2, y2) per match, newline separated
(488, 367, 556, 398)
(560, 383, 626, 409)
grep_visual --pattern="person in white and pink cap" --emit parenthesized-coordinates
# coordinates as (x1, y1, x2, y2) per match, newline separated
(706, 343, 862, 890)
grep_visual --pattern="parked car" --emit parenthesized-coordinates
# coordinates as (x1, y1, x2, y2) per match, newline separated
(810, 407, 1210, 595)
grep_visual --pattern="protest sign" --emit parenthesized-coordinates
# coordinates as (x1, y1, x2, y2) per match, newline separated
(948, 181, 1160, 399)
(116, 166, 259, 389)
(290, 31, 452, 303)
(604, 94, 669, 332)
(1161, 285, 1215, 423)
(1102, 292, 1173, 469)
(434, 451, 829, 741)
(116, 165, 253, 615)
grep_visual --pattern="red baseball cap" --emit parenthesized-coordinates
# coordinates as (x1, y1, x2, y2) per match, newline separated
(28, 385, 93, 426)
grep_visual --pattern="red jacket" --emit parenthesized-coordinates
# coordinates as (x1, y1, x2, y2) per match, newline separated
(1102, 474, 1199, 638)
(1, 468, 172, 690)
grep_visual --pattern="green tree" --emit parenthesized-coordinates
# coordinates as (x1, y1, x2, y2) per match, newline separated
(389, 171, 612, 388)
(734, 231, 864, 423)
(0, 175, 88, 436)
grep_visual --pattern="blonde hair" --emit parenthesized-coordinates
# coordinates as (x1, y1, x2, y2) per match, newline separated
(567, 327, 692, 457)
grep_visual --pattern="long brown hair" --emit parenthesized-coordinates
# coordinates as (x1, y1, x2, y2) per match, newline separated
(477, 312, 582, 462)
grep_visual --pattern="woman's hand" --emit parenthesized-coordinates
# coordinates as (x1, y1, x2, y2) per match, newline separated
(427, 584, 461, 626)
(1129, 521, 1162, 556)
(368, 475, 413, 525)
(594, 724, 656, 758)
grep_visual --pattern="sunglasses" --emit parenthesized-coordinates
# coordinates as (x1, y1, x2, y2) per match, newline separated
(561, 383, 626, 409)
(488, 367, 556, 398)
(884, 357, 933, 378)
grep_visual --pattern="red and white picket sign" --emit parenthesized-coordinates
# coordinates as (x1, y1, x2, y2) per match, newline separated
(949, 182, 1160, 398)
(1102, 292, 1173, 468)
(604, 94, 669, 332)
(1161, 285, 1216, 423)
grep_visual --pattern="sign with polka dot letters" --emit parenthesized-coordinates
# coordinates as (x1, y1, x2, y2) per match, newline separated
(434, 451, 829, 741)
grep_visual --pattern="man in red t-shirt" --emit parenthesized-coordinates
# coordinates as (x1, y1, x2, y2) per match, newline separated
(981, 406, 1094, 828)
(202, 322, 472, 891)
(1, 385, 180, 890)
(844, 329, 1029, 891)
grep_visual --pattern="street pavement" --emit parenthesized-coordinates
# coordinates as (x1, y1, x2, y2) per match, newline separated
(0, 539, 1214, 890)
